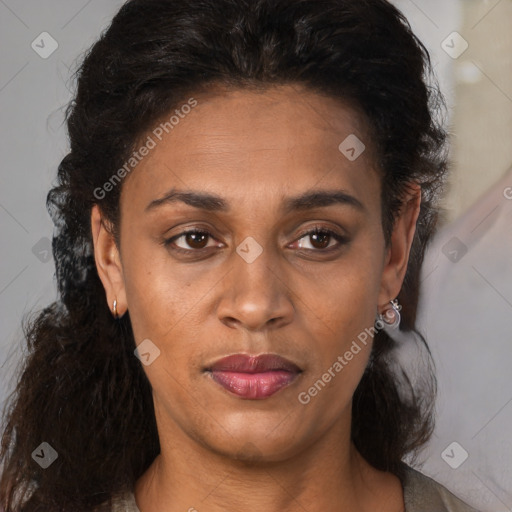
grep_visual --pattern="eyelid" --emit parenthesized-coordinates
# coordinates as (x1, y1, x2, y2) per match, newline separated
(294, 224, 347, 240)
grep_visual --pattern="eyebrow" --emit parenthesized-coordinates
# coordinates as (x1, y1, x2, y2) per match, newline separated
(145, 188, 366, 214)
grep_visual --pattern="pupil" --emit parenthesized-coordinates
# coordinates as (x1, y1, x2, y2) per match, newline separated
(311, 232, 329, 249)
(187, 232, 207, 248)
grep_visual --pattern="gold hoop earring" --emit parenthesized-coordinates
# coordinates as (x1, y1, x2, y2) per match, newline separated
(112, 299, 119, 319)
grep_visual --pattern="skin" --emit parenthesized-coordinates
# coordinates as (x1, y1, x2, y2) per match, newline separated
(91, 84, 421, 512)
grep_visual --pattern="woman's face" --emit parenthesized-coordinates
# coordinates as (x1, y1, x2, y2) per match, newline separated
(93, 84, 419, 461)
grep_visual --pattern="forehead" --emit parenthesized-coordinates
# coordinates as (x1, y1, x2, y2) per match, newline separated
(121, 84, 380, 215)
(158, 84, 371, 162)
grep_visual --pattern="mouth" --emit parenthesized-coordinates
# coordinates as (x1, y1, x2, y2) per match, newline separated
(204, 353, 303, 400)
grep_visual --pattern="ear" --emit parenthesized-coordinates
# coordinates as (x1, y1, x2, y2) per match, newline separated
(377, 182, 421, 309)
(91, 204, 127, 317)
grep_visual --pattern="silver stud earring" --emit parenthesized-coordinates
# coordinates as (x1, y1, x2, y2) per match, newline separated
(375, 299, 402, 330)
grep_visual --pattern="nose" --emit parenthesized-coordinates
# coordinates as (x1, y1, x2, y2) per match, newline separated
(216, 244, 295, 332)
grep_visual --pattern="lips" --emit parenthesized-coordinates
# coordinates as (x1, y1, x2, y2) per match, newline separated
(205, 354, 302, 399)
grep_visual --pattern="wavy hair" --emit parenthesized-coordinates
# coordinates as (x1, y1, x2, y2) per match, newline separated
(0, 0, 448, 510)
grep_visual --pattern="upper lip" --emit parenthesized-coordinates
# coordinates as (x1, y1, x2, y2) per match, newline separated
(205, 354, 302, 373)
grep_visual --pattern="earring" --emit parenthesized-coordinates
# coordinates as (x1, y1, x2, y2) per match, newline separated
(375, 299, 402, 330)
(112, 299, 119, 319)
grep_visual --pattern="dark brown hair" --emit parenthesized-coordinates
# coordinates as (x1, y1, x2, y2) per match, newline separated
(0, 0, 448, 510)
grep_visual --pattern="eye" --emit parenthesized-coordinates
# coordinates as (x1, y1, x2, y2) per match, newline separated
(163, 225, 349, 255)
(293, 227, 348, 252)
(164, 229, 218, 253)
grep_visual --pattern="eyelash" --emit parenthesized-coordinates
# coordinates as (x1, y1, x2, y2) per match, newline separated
(163, 226, 349, 255)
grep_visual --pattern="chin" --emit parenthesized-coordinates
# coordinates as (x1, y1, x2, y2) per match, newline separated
(202, 428, 309, 464)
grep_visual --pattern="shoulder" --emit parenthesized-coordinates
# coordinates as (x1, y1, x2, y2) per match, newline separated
(400, 463, 480, 512)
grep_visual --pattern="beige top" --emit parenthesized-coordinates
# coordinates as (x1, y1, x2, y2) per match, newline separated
(108, 465, 480, 511)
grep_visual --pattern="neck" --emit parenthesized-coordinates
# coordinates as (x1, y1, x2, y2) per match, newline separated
(134, 403, 404, 512)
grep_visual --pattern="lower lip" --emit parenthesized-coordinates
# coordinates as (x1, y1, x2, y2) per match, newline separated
(209, 370, 299, 399)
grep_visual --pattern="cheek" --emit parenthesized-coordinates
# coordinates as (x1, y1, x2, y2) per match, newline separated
(121, 242, 196, 343)
(298, 240, 383, 396)
(295, 266, 378, 422)
(309, 244, 382, 336)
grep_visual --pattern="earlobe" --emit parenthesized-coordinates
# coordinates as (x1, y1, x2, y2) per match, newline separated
(377, 182, 422, 308)
(91, 205, 127, 318)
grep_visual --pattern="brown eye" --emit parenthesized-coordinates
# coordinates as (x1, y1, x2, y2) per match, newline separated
(164, 229, 214, 252)
(295, 228, 347, 251)
(183, 231, 209, 249)
(309, 231, 331, 249)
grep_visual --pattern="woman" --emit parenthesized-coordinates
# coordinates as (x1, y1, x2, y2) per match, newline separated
(0, 0, 480, 510)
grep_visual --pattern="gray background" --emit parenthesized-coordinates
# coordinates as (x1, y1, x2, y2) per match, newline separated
(1, 1, 511, 510)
